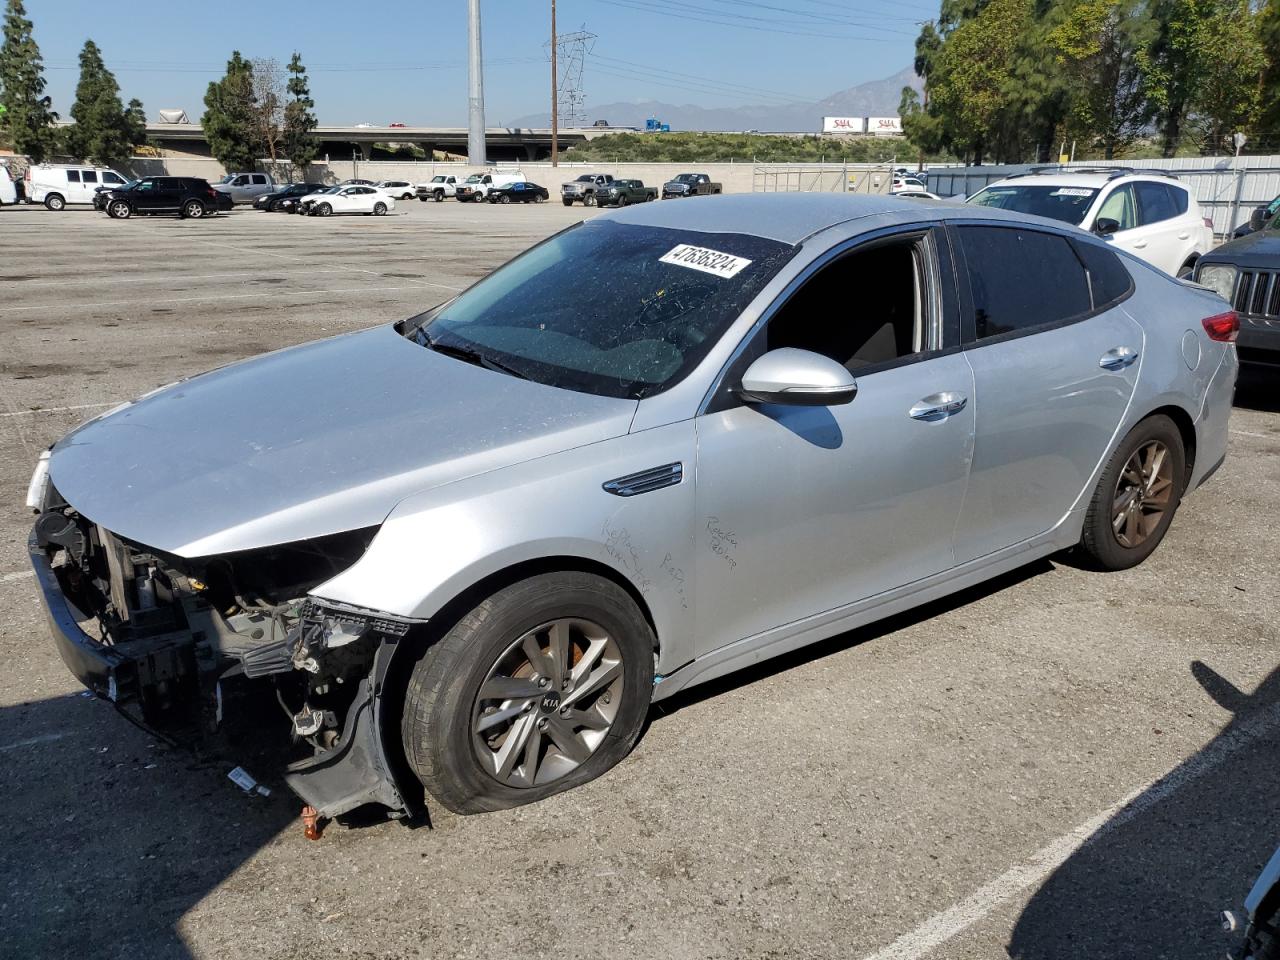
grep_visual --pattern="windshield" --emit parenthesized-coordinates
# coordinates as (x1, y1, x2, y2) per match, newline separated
(431, 176, 447, 183)
(967, 184, 1099, 225)
(574, 175, 595, 182)
(405, 221, 796, 400)
(464, 174, 484, 183)
(676, 175, 699, 183)
(217, 174, 236, 184)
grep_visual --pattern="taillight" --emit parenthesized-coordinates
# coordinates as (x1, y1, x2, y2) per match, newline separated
(1202, 311, 1239, 343)
(1203, 217, 1213, 230)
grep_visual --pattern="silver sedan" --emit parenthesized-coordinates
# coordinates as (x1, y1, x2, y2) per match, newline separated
(28, 194, 1238, 822)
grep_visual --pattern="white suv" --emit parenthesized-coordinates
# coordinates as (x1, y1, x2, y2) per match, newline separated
(967, 168, 1214, 277)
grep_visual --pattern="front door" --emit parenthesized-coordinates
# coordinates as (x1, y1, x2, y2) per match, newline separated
(692, 226, 975, 655)
(950, 224, 1142, 562)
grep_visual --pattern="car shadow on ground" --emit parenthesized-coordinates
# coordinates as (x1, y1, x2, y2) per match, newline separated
(1, 690, 298, 960)
(1236, 365, 1280, 413)
(1007, 663, 1280, 959)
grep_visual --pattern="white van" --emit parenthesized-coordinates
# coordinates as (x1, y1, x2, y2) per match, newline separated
(0, 165, 17, 206)
(27, 164, 131, 210)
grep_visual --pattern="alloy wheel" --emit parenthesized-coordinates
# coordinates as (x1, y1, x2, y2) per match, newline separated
(471, 618, 623, 788)
(1111, 439, 1174, 548)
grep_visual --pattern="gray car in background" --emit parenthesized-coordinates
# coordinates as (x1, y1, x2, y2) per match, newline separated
(28, 194, 1237, 827)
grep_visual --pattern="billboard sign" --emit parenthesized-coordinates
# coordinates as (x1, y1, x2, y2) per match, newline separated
(867, 116, 904, 135)
(823, 116, 866, 134)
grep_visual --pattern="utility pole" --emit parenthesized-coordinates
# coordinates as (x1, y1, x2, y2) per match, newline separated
(551, 0, 559, 167)
(467, 0, 487, 166)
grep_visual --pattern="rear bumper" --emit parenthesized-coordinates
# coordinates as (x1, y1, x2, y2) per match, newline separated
(28, 530, 134, 701)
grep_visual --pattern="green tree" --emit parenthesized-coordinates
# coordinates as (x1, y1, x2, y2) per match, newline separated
(1186, 0, 1265, 151)
(1049, 0, 1155, 158)
(202, 51, 258, 171)
(64, 40, 142, 167)
(928, 0, 1035, 162)
(282, 51, 317, 170)
(1259, 0, 1280, 140)
(0, 0, 55, 161)
(125, 97, 146, 148)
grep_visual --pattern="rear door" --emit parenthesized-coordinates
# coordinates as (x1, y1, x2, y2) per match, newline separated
(951, 224, 1142, 562)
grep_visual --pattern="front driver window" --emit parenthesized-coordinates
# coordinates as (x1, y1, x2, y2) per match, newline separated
(1095, 185, 1137, 230)
(764, 237, 929, 371)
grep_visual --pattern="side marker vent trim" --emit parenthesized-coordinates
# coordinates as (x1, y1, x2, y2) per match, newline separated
(602, 462, 683, 497)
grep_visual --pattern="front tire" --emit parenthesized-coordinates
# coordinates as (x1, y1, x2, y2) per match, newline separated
(108, 200, 131, 219)
(401, 572, 654, 815)
(316, 202, 332, 217)
(562, 198, 574, 207)
(499, 194, 511, 204)
(1078, 414, 1185, 570)
(373, 201, 387, 216)
(434, 190, 444, 202)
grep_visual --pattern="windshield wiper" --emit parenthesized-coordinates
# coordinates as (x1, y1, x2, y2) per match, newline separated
(416, 331, 530, 381)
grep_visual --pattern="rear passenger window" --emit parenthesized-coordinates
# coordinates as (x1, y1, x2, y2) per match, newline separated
(959, 226, 1092, 340)
(83, 171, 98, 183)
(1072, 241, 1134, 310)
(252, 174, 266, 185)
(1167, 185, 1189, 216)
(1136, 182, 1176, 224)
(66, 170, 81, 182)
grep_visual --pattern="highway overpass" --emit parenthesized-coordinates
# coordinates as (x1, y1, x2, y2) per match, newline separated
(141, 123, 623, 162)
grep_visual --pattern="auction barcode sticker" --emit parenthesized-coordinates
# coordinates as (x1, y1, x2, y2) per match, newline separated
(660, 244, 753, 278)
(1051, 187, 1093, 197)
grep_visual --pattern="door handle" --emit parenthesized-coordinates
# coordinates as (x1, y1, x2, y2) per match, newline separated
(1177, 232, 1190, 240)
(1099, 346, 1139, 370)
(1132, 240, 1148, 248)
(909, 392, 968, 421)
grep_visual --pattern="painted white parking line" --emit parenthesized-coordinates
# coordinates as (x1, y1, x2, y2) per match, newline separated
(857, 700, 1280, 960)
(0, 732, 68, 753)
(0, 570, 35, 584)
(0, 284, 418, 314)
(0, 402, 117, 418)
(1231, 429, 1273, 440)
(2, 269, 353, 289)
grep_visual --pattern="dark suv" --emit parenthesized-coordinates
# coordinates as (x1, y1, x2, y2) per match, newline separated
(98, 176, 232, 220)
(1193, 215, 1280, 367)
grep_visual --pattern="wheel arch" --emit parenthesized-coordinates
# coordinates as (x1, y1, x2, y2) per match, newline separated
(1142, 402, 1197, 487)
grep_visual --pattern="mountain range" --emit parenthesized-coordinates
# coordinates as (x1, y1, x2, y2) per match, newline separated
(507, 66, 922, 133)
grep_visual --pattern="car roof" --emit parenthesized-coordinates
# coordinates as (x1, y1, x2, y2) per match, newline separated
(597, 192, 1036, 245)
(981, 170, 1185, 190)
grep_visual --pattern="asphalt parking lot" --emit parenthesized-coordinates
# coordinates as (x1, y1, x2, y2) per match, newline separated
(1, 200, 1278, 960)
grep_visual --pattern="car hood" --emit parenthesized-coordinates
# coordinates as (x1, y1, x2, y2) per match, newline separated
(49, 326, 638, 557)
(1200, 229, 1280, 268)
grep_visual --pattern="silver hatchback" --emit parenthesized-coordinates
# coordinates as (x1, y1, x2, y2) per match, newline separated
(28, 194, 1238, 822)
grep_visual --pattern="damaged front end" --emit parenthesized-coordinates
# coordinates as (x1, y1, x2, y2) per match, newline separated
(28, 478, 422, 822)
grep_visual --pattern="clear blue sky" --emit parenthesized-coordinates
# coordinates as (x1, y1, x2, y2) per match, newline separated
(30, 0, 937, 125)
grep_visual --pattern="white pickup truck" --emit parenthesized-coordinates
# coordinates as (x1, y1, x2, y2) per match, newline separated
(455, 171, 525, 203)
(416, 175, 460, 202)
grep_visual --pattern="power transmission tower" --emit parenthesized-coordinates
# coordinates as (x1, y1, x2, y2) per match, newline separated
(545, 28, 596, 131)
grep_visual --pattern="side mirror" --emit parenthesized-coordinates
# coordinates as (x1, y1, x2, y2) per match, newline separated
(1249, 206, 1269, 232)
(1094, 217, 1121, 237)
(737, 348, 858, 407)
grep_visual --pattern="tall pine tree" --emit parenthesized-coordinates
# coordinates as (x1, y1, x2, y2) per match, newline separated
(202, 51, 258, 171)
(65, 40, 141, 167)
(282, 52, 317, 171)
(0, 0, 55, 161)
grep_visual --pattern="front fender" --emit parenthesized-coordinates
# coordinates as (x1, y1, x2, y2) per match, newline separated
(312, 422, 699, 673)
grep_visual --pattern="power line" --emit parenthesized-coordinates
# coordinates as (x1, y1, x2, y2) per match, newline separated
(587, 53, 810, 102)
(597, 0, 917, 34)
(594, 0, 903, 39)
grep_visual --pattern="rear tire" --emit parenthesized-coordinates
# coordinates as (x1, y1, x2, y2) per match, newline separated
(45, 193, 65, 211)
(181, 200, 205, 219)
(1078, 414, 1185, 570)
(401, 572, 654, 815)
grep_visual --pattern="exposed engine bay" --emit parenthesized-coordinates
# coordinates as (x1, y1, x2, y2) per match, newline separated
(29, 483, 422, 821)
